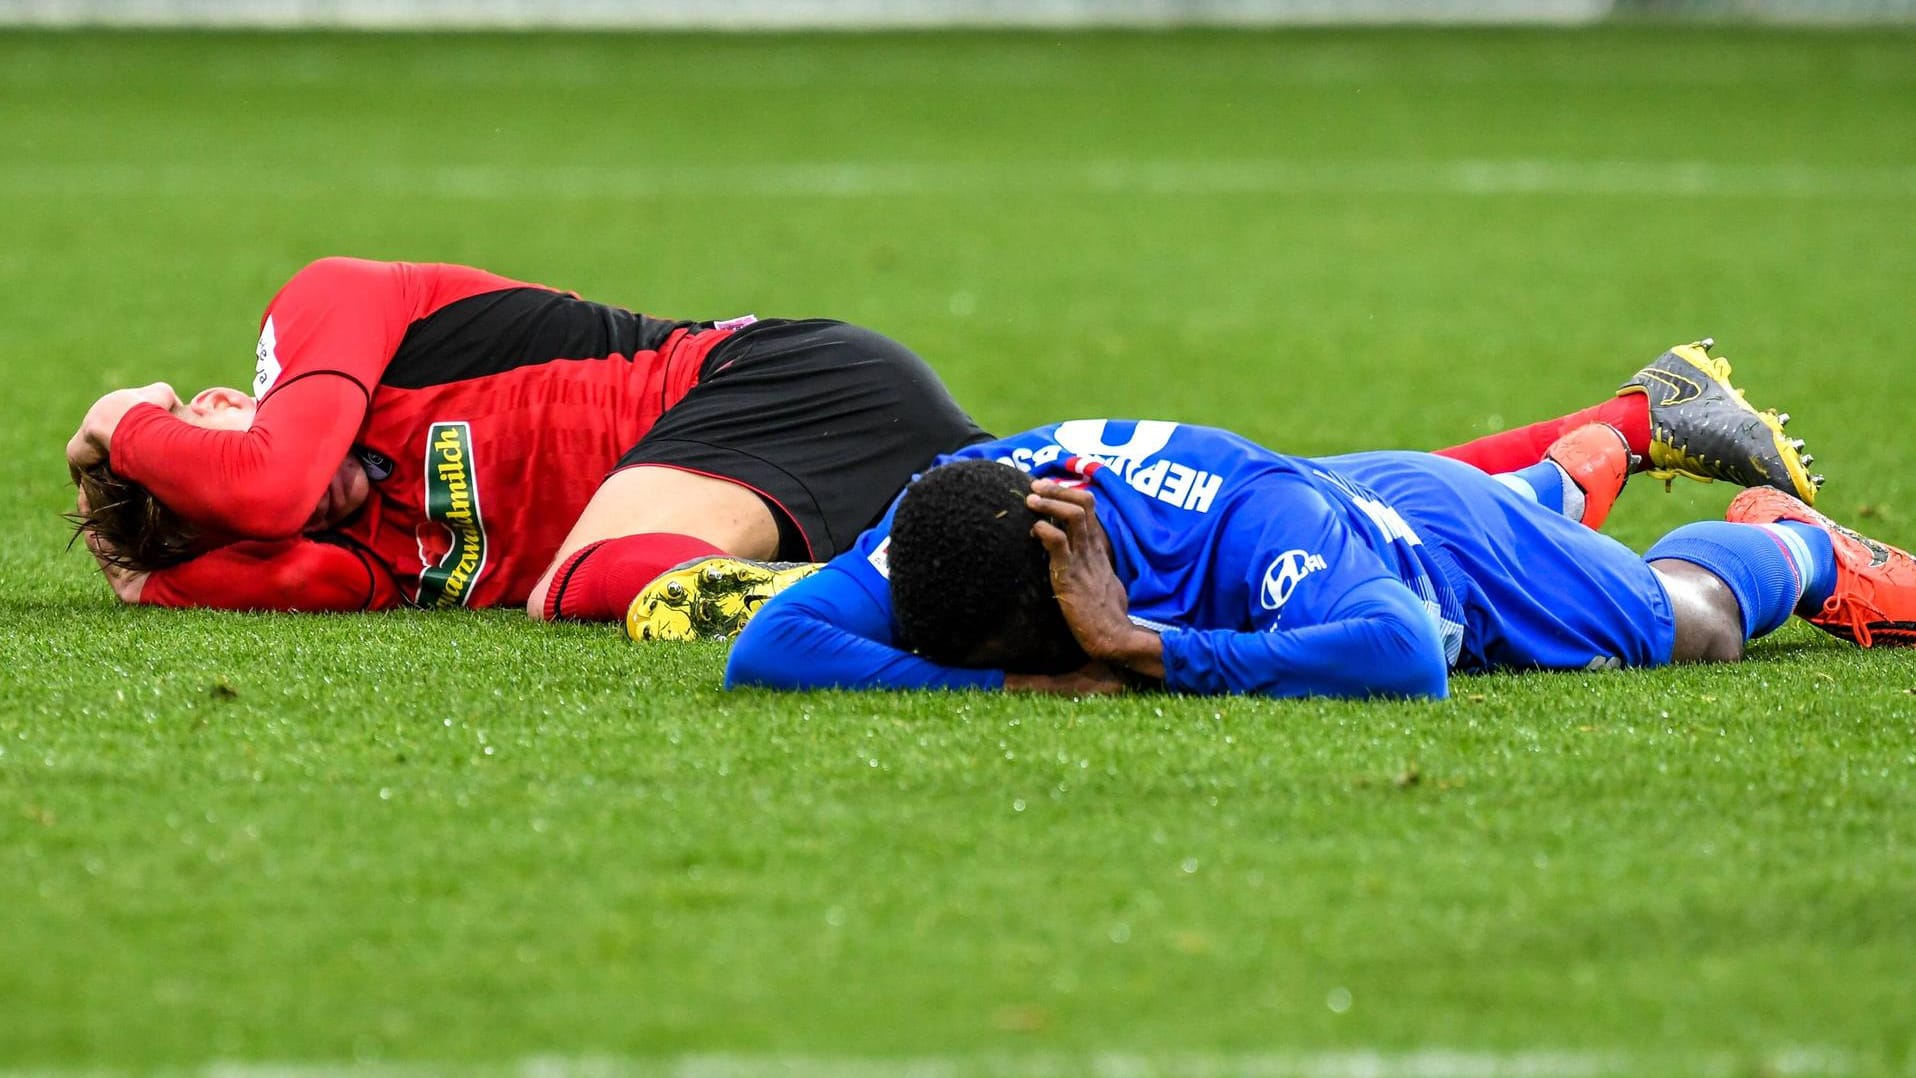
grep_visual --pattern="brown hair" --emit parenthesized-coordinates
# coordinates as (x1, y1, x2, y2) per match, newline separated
(67, 463, 203, 571)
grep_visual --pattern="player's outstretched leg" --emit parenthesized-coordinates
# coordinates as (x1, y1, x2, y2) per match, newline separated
(1435, 338, 1819, 505)
(1622, 338, 1823, 503)
(627, 557, 823, 642)
(1726, 488, 1916, 647)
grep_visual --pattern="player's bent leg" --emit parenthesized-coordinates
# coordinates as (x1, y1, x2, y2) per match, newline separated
(525, 465, 783, 621)
(1646, 559, 1747, 663)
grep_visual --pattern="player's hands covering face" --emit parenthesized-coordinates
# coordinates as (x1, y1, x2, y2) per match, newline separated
(1027, 479, 1165, 681)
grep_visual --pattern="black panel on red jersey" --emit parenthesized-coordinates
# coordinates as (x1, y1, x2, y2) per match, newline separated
(382, 287, 694, 389)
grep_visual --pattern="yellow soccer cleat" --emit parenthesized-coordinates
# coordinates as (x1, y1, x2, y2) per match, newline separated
(1619, 338, 1822, 504)
(626, 557, 823, 642)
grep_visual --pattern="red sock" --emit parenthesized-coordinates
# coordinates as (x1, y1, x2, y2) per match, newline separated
(1433, 394, 1651, 475)
(541, 532, 727, 622)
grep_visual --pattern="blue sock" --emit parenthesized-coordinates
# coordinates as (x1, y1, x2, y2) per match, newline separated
(1645, 520, 1828, 639)
(1495, 461, 1583, 522)
(1764, 520, 1837, 613)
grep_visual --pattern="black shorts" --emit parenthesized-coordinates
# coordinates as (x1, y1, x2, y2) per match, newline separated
(616, 318, 991, 561)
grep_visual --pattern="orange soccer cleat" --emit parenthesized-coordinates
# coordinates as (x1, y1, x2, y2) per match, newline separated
(1726, 487, 1916, 647)
(1545, 423, 1632, 530)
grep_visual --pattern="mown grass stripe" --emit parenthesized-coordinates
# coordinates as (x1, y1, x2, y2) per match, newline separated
(4, 160, 1914, 202)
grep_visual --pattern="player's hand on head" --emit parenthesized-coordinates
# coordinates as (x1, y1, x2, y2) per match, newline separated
(1028, 479, 1166, 679)
(1028, 479, 1132, 657)
(66, 382, 181, 474)
(75, 493, 148, 604)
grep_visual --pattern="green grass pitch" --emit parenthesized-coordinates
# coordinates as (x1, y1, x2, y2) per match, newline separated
(4, 25, 1916, 1077)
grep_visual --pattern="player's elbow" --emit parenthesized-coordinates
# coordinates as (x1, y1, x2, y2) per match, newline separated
(262, 563, 360, 613)
(1394, 650, 1450, 700)
(723, 620, 778, 689)
(1376, 613, 1450, 700)
(285, 256, 390, 297)
(724, 601, 809, 690)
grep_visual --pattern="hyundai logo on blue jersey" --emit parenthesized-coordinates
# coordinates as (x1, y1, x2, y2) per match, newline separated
(1262, 549, 1328, 612)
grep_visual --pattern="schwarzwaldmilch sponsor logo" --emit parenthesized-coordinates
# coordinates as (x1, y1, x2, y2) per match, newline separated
(415, 422, 486, 608)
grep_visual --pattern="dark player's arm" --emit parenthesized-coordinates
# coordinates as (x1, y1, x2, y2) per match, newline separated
(726, 562, 1005, 692)
(137, 537, 401, 612)
(110, 375, 368, 539)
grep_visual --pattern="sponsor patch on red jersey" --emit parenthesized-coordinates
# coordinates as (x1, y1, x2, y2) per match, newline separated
(415, 421, 488, 608)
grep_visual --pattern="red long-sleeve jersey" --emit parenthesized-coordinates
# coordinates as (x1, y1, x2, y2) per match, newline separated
(114, 257, 742, 610)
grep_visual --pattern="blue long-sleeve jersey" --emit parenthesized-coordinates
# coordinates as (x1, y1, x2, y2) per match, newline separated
(726, 419, 1675, 699)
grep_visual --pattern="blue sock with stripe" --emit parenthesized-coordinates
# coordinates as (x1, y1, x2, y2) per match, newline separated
(1644, 520, 1834, 639)
(1494, 461, 1584, 522)
(1766, 520, 1837, 613)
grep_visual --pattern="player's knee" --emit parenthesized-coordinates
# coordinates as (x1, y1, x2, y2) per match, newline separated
(1652, 559, 1748, 664)
(1681, 606, 1746, 662)
(524, 571, 556, 621)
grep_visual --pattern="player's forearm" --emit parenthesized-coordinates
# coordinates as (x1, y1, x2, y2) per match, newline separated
(726, 589, 1002, 692)
(140, 540, 400, 612)
(1083, 624, 1165, 681)
(114, 404, 321, 538)
(1160, 608, 1448, 699)
(112, 378, 364, 538)
(727, 608, 1004, 691)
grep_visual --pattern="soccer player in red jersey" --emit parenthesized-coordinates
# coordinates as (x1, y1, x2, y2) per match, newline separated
(67, 257, 1819, 633)
(67, 257, 990, 618)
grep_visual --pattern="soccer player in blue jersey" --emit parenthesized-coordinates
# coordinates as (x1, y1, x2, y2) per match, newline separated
(629, 338, 1822, 646)
(718, 419, 1916, 699)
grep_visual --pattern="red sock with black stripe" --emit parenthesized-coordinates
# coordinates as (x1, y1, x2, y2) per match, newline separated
(541, 532, 727, 622)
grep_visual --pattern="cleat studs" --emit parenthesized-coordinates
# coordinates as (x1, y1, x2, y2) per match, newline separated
(665, 581, 685, 599)
(1698, 337, 1715, 352)
(1801, 454, 1815, 467)
(704, 566, 726, 584)
(1776, 412, 1790, 427)
(1790, 438, 1806, 452)
(1813, 474, 1827, 488)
